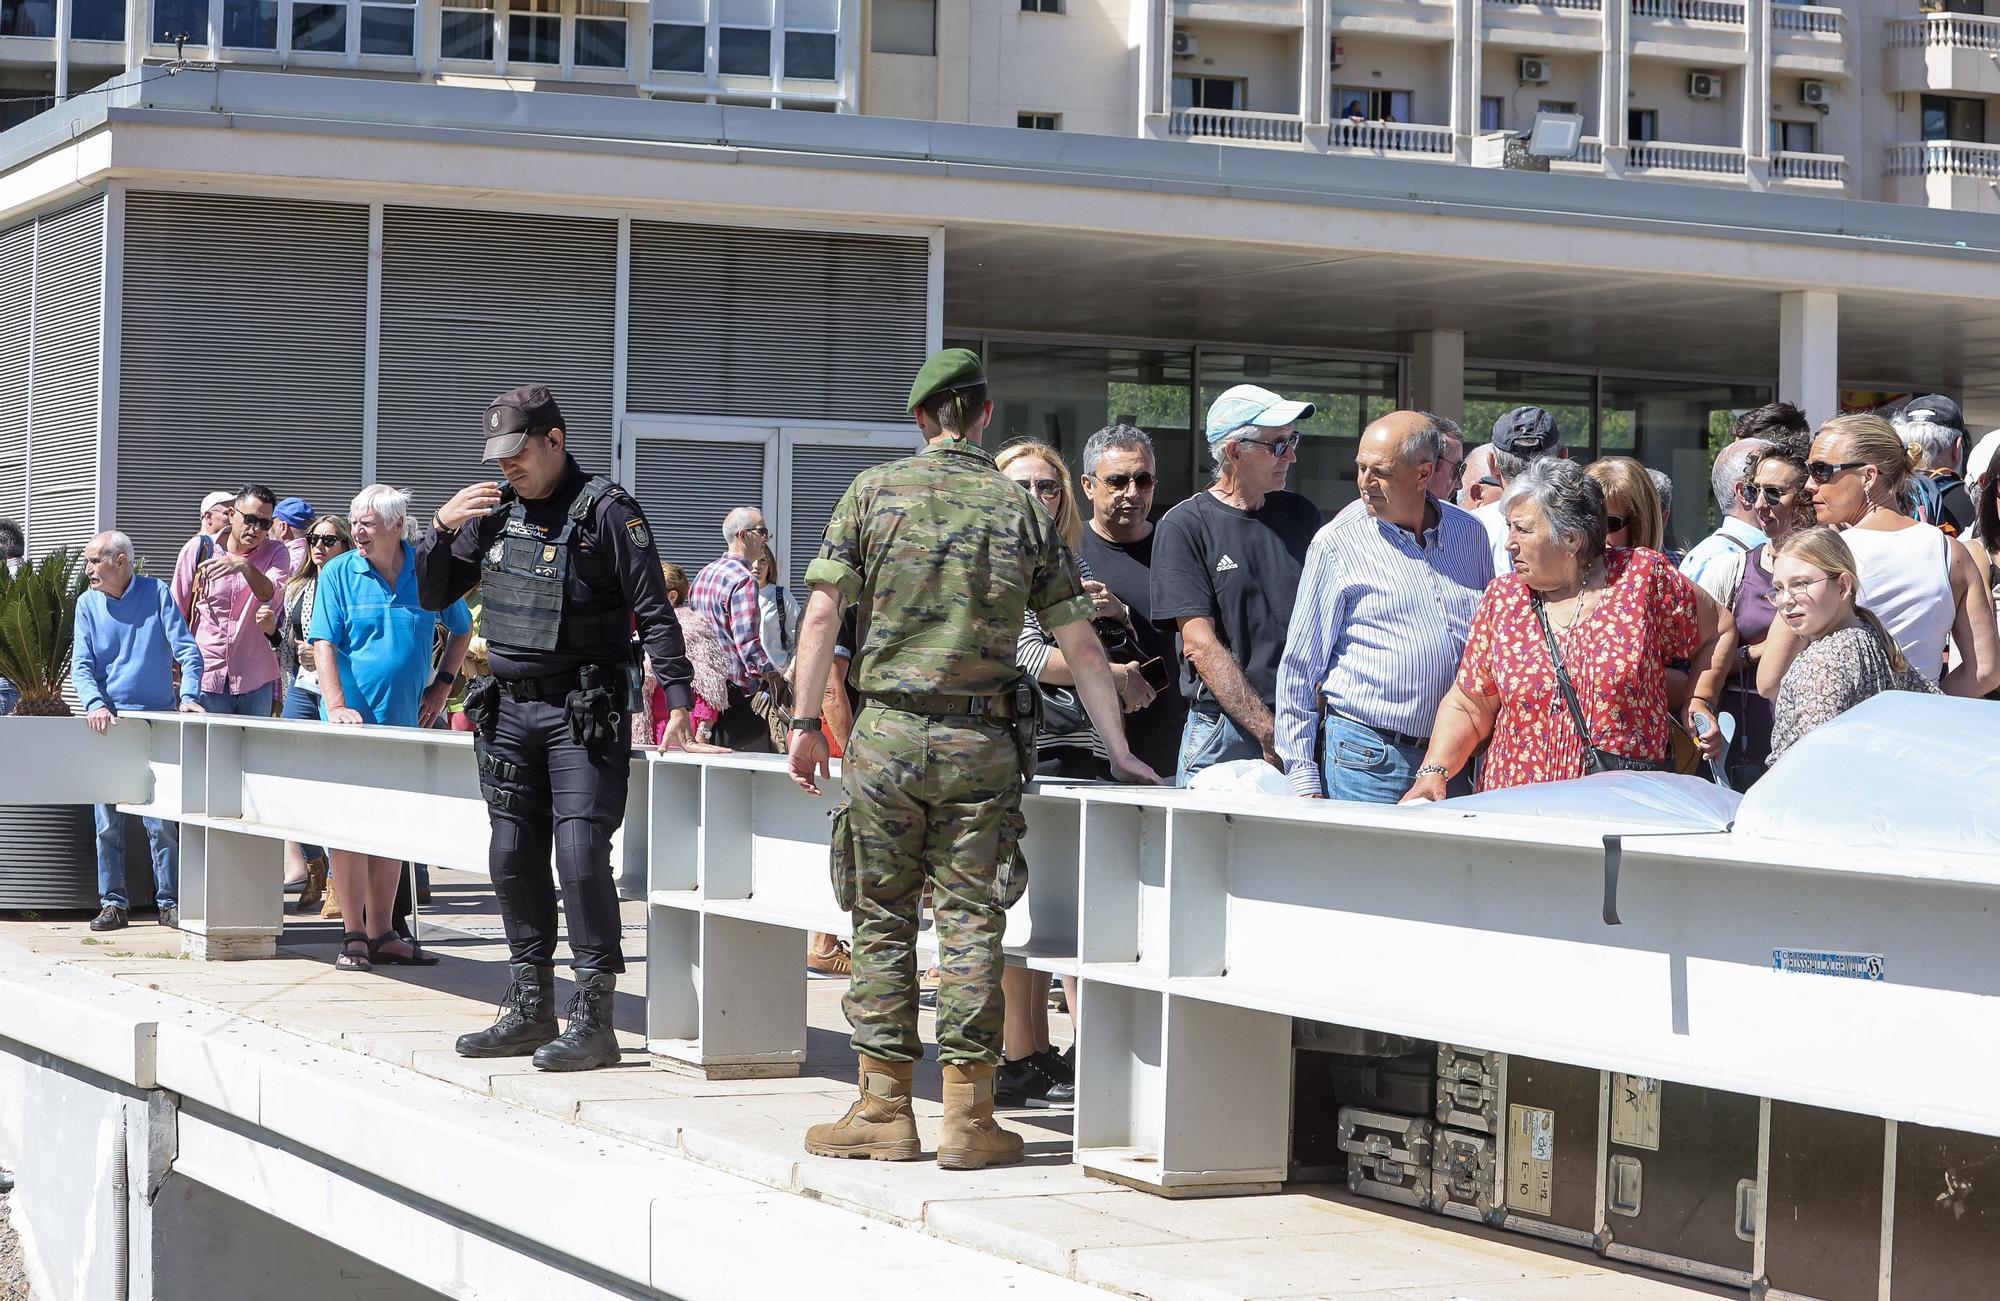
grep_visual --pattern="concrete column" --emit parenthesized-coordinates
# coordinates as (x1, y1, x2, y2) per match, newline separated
(1301, 0, 1327, 130)
(124, 0, 145, 68)
(1779, 290, 1839, 431)
(1413, 329, 1466, 425)
(1601, 0, 1629, 176)
(1450, 0, 1480, 161)
(54, 0, 71, 98)
(1743, 0, 1771, 189)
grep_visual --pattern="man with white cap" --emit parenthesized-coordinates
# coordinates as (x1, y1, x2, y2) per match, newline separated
(199, 490, 234, 541)
(1150, 383, 1323, 784)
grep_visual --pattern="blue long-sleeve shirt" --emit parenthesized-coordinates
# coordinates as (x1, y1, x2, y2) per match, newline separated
(72, 574, 203, 714)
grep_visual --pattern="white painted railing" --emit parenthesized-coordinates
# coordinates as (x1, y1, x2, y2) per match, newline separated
(1629, 140, 1746, 174)
(1482, 0, 1603, 11)
(1887, 139, 2000, 179)
(1167, 107, 1304, 145)
(1772, 3, 1842, 36)
(1888, 11, 2000, 50)
(1328, 119, 1454, 154)
(1771, 149, 1846, 183)
(1631, 0, 1744, 21)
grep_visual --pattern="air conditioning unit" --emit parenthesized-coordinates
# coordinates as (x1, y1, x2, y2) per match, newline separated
(1172, 29, 1198, 58)
(1688, 71, 1722, 99)
(1519, 57, 1550, 85)
(1800, 79, 1831, 108)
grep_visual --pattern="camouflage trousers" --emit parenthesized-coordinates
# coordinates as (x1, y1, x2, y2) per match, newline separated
(837, 706, 1025, 1067)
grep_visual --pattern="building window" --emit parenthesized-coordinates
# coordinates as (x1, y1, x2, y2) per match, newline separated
(575, 0, 627, 66)
(784, 0, 836, 79)
(650, 0, 843, 82)
(507, 0, 560, 62)
(151, 0, 208, 44)
(1479, 96, 1503, 131)
(440, 0, 494, 56)
(652, 0, 704, 70)
(1922, 94, 1985, 143)
(1772, 119, 1816, 153)
(1017, 111, 1059, 130)
(717, 0, 771, 74)
(1538, 99, 1576, 115)
(360, 0, 416, 54)
(0, 0, 55, 34)
(70, 0, 125, 40)
(1173, 75, 1242, 110)
(222, 0, 279, 47)
(292, 0, 346, 51)
(1628, 108, 1658, 144)
(1333, 87, 1410, 122)
(1020, 0, 1060, 11)
(872, 0, 933, 54)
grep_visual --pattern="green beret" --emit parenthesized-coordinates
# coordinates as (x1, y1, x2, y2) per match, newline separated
(906, 348, 985, 413)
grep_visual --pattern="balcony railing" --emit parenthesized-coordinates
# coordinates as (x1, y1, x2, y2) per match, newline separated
(1772, 3, 1842, 36)
(1629, 140, 1745, 174)
(1887, 12, 2000, 51)
(1329, 119, 1454, 154)
(1631, 0, 1745, 22)
(1482, 0, 1603, 11)
(1168, 107, 1305, 145)
(1771, 150, 1847, 183)
(1887, 139, 2000, 179)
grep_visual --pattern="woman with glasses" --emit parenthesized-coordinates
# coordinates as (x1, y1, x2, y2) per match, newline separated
(1767, 526, 1939, 761)
(277, 515, 354, 914)
(1758, 414, 1999, 698)
(1584, 456, 1665, 553)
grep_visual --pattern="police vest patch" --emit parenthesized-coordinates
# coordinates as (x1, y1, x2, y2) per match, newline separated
(626, 518, 650, 550)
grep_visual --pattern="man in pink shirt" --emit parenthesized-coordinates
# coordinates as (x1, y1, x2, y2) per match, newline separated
(171, 484, 293, 716)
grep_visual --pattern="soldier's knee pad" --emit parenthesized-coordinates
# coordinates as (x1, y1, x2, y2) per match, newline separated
(488, 819, 540, 876)
(553, 821, 609, 885)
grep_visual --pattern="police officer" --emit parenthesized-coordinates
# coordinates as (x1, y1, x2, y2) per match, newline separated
(418, 384, 708, 1072)
(786, 350, 1161, 1169)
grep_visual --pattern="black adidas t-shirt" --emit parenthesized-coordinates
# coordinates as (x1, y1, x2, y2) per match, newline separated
(1150, 488, 1321, 709)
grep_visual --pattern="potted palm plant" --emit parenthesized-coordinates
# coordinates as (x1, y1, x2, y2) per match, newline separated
(0, 549, 103, 908)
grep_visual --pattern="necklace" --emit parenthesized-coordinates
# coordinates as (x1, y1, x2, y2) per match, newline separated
(1542, 561, 1606, 637)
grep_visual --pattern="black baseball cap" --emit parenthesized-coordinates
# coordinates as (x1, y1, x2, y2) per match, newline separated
(1491, 406, 1560, 457)
(1900, 394, 1966, 436)
(483, 384, 565, 462)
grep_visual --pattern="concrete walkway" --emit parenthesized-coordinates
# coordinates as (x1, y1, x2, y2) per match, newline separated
(0, 872, 1722, 1301)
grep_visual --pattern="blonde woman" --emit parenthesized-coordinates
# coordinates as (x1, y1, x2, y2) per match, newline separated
(1584, 456, 1665, 554)
(1767, 526, 1939, 760)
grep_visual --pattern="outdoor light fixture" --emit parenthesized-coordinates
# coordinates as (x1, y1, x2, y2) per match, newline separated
(1526, 111, 1584, 160)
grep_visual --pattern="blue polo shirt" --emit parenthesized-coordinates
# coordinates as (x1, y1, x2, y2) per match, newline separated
(308, 544, 471, 727)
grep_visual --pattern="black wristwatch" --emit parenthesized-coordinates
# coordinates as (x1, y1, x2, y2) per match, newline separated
(790, 716, 823, 734)
(431, 671, 455, 691)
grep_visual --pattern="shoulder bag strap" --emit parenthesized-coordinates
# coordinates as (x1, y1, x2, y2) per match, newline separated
(1532, 596, 1597, 754)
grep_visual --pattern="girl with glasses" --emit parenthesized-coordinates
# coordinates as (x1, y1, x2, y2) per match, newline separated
(1766, 526, 1938, 761)
(1761, 414, 1999, 699)
(277, 515, 354, 915)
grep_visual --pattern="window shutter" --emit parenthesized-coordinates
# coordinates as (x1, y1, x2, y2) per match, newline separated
(627, 222, 929, 423)
(628, 437, 766, 577)
(118, 192, 368, 573)
(25, 198, 104, 561)
(0, 223, 29, 533)
(377, 207, 615, 525)
(783, 442, 906, 591)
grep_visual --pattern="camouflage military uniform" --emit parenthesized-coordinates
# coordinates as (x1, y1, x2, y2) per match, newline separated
(805, 438, 1089, 1066)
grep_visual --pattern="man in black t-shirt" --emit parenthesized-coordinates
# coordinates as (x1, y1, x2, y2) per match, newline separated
(1077, 424, 1186, 777)
(1151, 385, 1322, 785)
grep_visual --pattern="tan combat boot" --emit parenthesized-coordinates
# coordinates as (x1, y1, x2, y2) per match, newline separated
(804, 1056, 921, 1161)
(937, 1061, 1025, 1171)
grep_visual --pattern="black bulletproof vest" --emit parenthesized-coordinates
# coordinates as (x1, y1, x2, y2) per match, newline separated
(479, 476, 630, 659)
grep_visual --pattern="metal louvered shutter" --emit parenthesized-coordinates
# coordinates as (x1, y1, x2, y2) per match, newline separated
(784, 442, 906, 591)
(627, 222, 929, 423)
(0, 222, 29, 532)
(26, 198, 104, 560)
(629, 437, 766, 576)
(377, 207, 615, 522)
(118, 192, 368, 573)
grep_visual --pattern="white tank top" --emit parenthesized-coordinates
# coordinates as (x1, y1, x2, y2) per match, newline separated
(1844, 523, 1955, 684)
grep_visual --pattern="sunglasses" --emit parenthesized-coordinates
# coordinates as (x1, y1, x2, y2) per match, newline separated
(308, 534, 343, 548)
(741, 525, 770, 537)
(235, 511, 274, 529)
(1605, 514, 1629, 534)
(1740, 483, 1796, 506)
(1242, 433, 1303, 457)
(1096, 472, 1157, 491)
(1806, 460, 1867, 484)
(1017, 477, 1063, 498)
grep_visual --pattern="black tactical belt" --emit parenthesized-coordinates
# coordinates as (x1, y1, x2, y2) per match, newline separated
(867, 691, 1019, 720)
(498, 669, 596, 702)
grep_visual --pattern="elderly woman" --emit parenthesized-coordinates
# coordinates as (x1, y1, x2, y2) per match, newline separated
(1402, 459, 1735, 800)
(310, 485, 474, 973)
(1758, 414, 1999, 698)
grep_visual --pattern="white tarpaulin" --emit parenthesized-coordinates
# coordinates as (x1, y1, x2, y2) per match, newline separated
(1416, 769, 1740, 832)
(1733, 691, 2000, 856)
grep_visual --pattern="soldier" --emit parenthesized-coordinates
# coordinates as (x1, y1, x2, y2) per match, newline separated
(417, 384, 714, 1072)
(786, 349, 1162, 1169)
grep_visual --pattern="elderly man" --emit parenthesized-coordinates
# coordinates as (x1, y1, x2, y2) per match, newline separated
(172, 484, 293, 716)
(691, 506, 784, 751)
(1426, 416, 1465, 502)
(72, 531, 206, 932)
(1457, 444, 1502, 511)
(1472, 407, 1567, 575)
(1679, 437, 1771, 590)
(1895, 394, 1976, 537)
(1152, 384, 1323, 783)
(198, 490, 233, 541)
(1275, 413, 1493, 802)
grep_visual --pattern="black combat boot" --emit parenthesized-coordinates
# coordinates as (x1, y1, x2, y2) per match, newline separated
(532, 969, 621, 1072)
(455, 963, 559, 1058)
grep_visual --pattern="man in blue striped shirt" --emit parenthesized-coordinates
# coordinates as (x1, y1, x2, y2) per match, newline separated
(1274, 412, 1494, 801)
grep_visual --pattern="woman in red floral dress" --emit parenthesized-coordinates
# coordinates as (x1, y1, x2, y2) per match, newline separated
(1402, 459, 1737, 799)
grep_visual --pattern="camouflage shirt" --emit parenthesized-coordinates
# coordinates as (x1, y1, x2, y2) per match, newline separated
(804, 437, 1090, 697)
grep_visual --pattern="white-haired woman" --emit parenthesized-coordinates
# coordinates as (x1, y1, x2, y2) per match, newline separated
(309, 484, 474, 973)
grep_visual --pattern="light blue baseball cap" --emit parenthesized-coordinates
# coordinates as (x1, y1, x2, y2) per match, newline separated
(1204, 384, 1317, 445)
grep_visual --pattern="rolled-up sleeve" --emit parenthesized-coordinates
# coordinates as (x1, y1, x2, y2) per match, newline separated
(1275, 534, 1342, 796)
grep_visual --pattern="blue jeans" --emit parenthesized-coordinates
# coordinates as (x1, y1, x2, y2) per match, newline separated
(0, 676, 17, 716)
(280, 682, 327, 863)
(1176, 706, 1266, 787)
(199, 682, 275, 716)
(93, 805, 177, 910)
(1320, 713, 1427, 805)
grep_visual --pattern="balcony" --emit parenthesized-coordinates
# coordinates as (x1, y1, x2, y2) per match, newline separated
(1770, 4, 1845, 73)
(1480, 0, 1602, 53)
(1167, 106, 1306, 146)
(1549, 134, 1605, 172)
(1887, 139, 2000, 213)
(1327, 0, 1455, 40)
(1628, 140, 1745, 178)
(1630, 0, 1745, 61)
(1631, 0, 1743, 22)
(1888, 14, 2000, 95)
(1770, 149, 1846, 187)
(1174, 0, 1304, 31)
(1328, 118, 1454, 155)
(1159, 108, 1455, 158)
